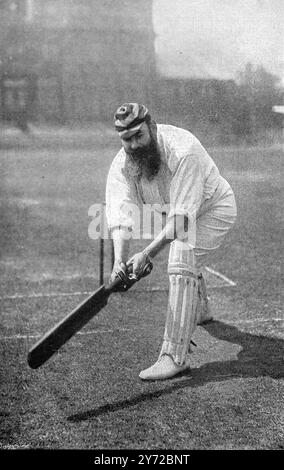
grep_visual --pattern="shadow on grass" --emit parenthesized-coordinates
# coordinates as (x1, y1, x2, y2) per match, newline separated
(68, 320, 284, 422)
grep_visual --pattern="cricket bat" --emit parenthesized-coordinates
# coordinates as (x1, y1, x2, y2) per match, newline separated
(27, 262, 152, 369)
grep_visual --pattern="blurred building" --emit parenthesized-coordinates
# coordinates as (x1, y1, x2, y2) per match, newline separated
(0, 0, 156, 124)
(272, 106, 284, 114)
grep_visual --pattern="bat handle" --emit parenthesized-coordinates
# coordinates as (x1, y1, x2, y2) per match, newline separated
(140, 261, 153, 277)
(107, 261, 153, 292)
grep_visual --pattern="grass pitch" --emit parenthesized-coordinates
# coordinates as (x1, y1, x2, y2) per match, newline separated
(0, 126, 283, 450)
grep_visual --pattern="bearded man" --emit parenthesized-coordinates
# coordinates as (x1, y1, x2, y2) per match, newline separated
(105, 103, 237, 381)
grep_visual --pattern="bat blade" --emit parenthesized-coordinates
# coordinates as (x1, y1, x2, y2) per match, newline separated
(27, 285, 110, 369)
(27, 261, 153, 369)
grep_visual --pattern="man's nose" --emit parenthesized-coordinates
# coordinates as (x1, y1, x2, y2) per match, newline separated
(130, 139, 139, 150)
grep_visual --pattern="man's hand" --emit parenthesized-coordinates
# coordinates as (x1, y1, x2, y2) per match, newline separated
(109, 259, 130, 292)
(109, 254, 153, 292)
(110, 259, 127, 283)
(126, 251, 151, 279)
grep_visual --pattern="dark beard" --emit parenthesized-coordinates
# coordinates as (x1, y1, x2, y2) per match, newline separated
(126, 136, 161, 181)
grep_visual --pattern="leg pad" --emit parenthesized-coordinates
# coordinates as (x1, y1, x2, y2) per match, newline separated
(159, 241, 199, 365)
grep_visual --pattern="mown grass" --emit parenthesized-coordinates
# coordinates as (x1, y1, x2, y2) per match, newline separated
(0, 127, 283, 450)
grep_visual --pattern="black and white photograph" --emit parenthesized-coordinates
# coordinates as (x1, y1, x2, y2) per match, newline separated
(0, 0, 283, 457)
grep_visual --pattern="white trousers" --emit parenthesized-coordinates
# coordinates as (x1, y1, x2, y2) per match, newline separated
(184, 179, 237, 269)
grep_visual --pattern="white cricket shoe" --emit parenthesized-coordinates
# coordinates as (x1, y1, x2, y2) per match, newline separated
(139, 354, 191, 381)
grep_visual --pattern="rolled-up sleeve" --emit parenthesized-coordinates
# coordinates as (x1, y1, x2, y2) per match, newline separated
(168, 154, 204, 220)
(105, 157, 139, 231)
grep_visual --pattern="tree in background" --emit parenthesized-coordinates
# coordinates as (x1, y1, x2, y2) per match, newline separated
(235, 62, 284, 139)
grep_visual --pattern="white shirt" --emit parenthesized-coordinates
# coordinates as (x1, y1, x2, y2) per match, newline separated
(106, 124, 229, 230)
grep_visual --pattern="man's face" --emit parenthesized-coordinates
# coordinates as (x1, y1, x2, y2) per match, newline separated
(120, 122, 151, 155)
(120, 122, 161, 180)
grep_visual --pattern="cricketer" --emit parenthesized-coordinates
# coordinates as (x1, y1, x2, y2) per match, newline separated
(105, 103, 237, 380)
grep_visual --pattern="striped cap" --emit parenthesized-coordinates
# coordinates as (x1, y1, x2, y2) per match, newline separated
(114, 103, 149, 139)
